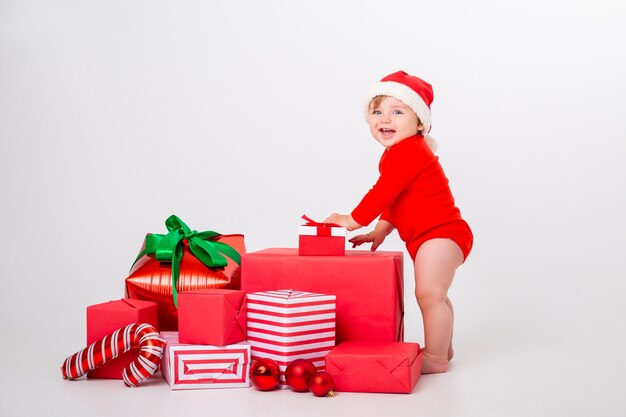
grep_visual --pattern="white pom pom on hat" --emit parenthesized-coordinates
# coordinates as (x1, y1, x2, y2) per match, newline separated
(424, 134, 437, 152)
(364, 70, 438, 152)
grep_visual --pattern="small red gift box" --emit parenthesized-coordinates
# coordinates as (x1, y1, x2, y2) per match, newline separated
(325, 342, 422, 393)
(178, 289, 246, 346)
(125, 215, 245, 331)
(246, 289, 336, 388)
(160, 331, 251, 390)
(86, 298, 158, 379)
(298, 215, 346, 256)
(241, 249, 404, 343)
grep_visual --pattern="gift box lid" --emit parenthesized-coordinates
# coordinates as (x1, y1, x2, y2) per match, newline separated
(327, 341, 421, 366)
(161, 332, 251, 361)
(178, 288, 246, 307)
(160, 331, 250, 350)
(247, 289, 336, 305)
(298, 225, 347, 237)
(299, 215, 346, 237)
(88, 298, 158, 311)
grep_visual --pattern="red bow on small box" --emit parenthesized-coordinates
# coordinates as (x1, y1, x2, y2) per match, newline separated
(301, 215, 340, 237)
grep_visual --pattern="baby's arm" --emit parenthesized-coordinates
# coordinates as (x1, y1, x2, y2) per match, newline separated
(349, 220, 394, 251)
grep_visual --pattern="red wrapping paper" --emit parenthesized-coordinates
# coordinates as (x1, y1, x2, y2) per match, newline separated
(298, 216, 346, 256)
(126, 234, 245, 330)
(241, 249, 404, 343)
(324, 342, 422, 393)
(86, 299, 158, 379)
(298, 234, 346, 256)
(178, 289, 247, 346)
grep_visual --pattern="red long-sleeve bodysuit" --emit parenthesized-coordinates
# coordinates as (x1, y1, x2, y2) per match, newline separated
(351, 135, 473, 261)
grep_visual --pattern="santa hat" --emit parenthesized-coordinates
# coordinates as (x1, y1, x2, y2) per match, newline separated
(363, 70, 438, 152)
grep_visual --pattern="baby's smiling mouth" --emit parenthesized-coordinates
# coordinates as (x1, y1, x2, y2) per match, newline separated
(379, 128, 395, 136)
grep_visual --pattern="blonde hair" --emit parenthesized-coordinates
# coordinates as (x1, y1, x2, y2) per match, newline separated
(368, 96, 426, 135)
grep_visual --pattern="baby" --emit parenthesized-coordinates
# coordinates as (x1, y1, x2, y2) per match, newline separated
(325, 71, 473, 374)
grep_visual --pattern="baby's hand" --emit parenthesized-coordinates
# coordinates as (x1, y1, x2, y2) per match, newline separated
(324, 213, 361, 231)
(349, 230, 386, 251)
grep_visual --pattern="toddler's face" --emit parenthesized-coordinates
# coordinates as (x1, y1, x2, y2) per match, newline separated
(368, 97, 421, 148)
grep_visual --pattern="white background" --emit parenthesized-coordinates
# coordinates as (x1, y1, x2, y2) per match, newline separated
(1, 1, 625, 416)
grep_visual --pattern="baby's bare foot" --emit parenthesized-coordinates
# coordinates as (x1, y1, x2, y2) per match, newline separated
(421, 351, 449, 374)
(448, 343, 454, 361)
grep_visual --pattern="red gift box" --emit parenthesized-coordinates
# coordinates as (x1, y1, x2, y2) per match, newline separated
(125, 215, 246, 331)
(178, 289, 246, 346)
(247, 289, 336, 388)
(241, 249, 403, 343)
(298, 217, 346, 256)
(86, 298, 158, 379)
(325, 342, 422, 393)
(160, 331, 250, 390)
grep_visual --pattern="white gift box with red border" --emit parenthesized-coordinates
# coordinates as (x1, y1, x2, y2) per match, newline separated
(246, 289, 336, 388)
(160, 331, 250, 389)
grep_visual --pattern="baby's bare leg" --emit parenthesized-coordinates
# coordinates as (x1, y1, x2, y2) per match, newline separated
(414, 239, 464, 374)
(446, 297, 454, 361)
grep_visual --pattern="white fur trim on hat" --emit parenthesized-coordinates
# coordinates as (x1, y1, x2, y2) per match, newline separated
(363, 81, 432, 134)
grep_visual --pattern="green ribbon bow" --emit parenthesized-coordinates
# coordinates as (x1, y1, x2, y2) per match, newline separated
(132, 215, 241, 307)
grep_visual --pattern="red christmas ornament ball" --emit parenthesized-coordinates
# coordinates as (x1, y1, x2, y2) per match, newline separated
(285, 359, 317, 392)
(310, 372, 335, 397)
(250, 358, 280, 391)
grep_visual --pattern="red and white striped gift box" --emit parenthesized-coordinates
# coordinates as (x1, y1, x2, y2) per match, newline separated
(160, 331, 250, 390)
(246, 289, 336, 388)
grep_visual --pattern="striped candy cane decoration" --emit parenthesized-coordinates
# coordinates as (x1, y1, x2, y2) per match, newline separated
(61, 323, 165, 387)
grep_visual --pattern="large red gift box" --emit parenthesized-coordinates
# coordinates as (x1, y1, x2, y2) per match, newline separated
(178, 289, 246, 346)
(160, 331, 250, 390)
(325, 341, 422, 393)
(125, 215, 246, 331)
(86, 298, 158, 379)
(246, 290, 336, 388)
(241, 249, 404, 343)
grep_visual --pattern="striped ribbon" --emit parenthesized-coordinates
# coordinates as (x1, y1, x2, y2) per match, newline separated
(61, 323, 165, 387)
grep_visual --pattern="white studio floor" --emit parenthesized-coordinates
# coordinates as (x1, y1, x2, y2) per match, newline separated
(2, 263, 623, 417)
